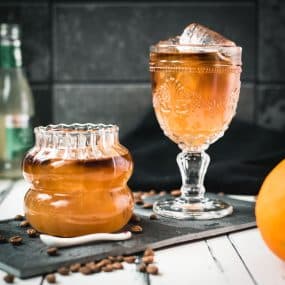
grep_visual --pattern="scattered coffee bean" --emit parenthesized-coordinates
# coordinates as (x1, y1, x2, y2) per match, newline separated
(26, 228, 37, 238)
(57, 266, 69, 276)
(144, 247, 154, 257)
(112, 262, 123, 270)
(46, 274, 56, 284)
(0, 235, 7, 244)
(47, 247, 58, 256)
(135, 199, 144, 205)
(90, 264, 101, 273)
(130, 213, 141, 223)
(79, 266, 92, 275)
(14, 214, 24, 221)
(70, 263, 81, 272)
(9, 236, 23, 245)
(102, 264, 113, 272)
(85, 262, 95, 269)
(3, 274, 14, 283)
(149, 213, 158, 220)
(170, 189, 181, 197)
(146, 265, 159, 275)
(217, 192, 225, 196)
(142, 255, 154, 264)
(138, 263, 146, 273)
(124, 256, 136, 263)
(115, 255, 124, 262)
(142, 203, 153, 209)
(85, 262, 101, 273)
(130, 225, 143, 234)
(19, 220, 29, 227)
(96, 259, 111, 268)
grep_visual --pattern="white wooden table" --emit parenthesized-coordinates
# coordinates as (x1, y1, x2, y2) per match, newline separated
(0, 180, 283, 285)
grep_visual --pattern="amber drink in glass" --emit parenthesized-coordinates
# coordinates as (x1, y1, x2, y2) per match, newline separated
(149, 24, 242, 219)
(23, 124, 134, 237)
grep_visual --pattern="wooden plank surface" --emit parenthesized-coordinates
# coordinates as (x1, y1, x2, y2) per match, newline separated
(0, 180, 27, 220)
(206, 236, 255, 285)
(42, 263, 147, 285)
(229, 229, 285, 285)
(150, 240, 227, 285)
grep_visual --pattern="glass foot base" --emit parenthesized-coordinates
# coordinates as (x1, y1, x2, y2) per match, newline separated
(153, 197, 233, 220)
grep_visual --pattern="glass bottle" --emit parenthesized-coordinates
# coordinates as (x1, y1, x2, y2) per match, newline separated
(0, 24, 34, 179)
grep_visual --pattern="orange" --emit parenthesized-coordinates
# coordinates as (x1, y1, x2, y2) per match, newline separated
(256, 159, 285, 260)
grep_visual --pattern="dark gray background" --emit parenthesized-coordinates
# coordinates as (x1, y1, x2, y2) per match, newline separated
(1, 0, 284, 136)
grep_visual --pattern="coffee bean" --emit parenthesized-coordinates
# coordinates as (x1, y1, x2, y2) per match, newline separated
(149, 190, 156, 195)
(14, 214, 24, 221)
(138, 263, 146, 272)
(0, 235, 7, 244)
(112, 262, 123, 270)
(90, 264, 101, 273)
(96, 259, 111, 268)
(3, 274, 14, 283)
(123, 256, 136, 263)
(26, 228, 37, 238)
(142, 203, 153, 209)
(70, 263, 81, 272)
(149, 213, 158, 220)
(144, 248, 154, 257)
(130, 225, 143, 233)
(57, 266, 69, 275)
(47, 247, 58, 256)
(19, 220, 29, 227)
(46, 274, 56, 284)
(130, 213, 141, 223)
(9, 236, 23, 245)
(85, 261, 95, 268)
(79, 266, 92, 275)
(146, 265, 159, 275)
(159, 191, 167, 196)
(142, 255, 154, 264)
(170, 189, 181, 197)
(85, 262, 101, 273)
(102, 264, 113, 272)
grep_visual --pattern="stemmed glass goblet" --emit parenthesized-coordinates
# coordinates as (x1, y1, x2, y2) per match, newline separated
(149, 43, 242, 219)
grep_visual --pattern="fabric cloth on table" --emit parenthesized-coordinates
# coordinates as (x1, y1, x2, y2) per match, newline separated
(123, 110, 285, 195)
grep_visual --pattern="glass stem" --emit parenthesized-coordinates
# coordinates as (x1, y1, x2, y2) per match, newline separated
(176, 151, 210, 201)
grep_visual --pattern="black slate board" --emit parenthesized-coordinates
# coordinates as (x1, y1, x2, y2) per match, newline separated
(0, 194, 256, 278)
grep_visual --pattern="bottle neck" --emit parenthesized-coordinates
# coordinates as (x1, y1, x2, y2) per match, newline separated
(0, 41, 22, 68)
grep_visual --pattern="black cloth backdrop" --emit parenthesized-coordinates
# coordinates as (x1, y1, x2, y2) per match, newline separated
(123, 110, 285, 195)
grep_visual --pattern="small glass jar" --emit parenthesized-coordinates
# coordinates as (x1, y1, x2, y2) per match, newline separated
(22, 123, 134, 237)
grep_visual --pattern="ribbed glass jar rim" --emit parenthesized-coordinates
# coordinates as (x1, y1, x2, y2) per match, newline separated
(34, 123, 119, 152)
(35, 123, 118, 135)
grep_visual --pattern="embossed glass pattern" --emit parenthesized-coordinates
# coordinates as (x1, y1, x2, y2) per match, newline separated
(150, 44, 242, 219)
